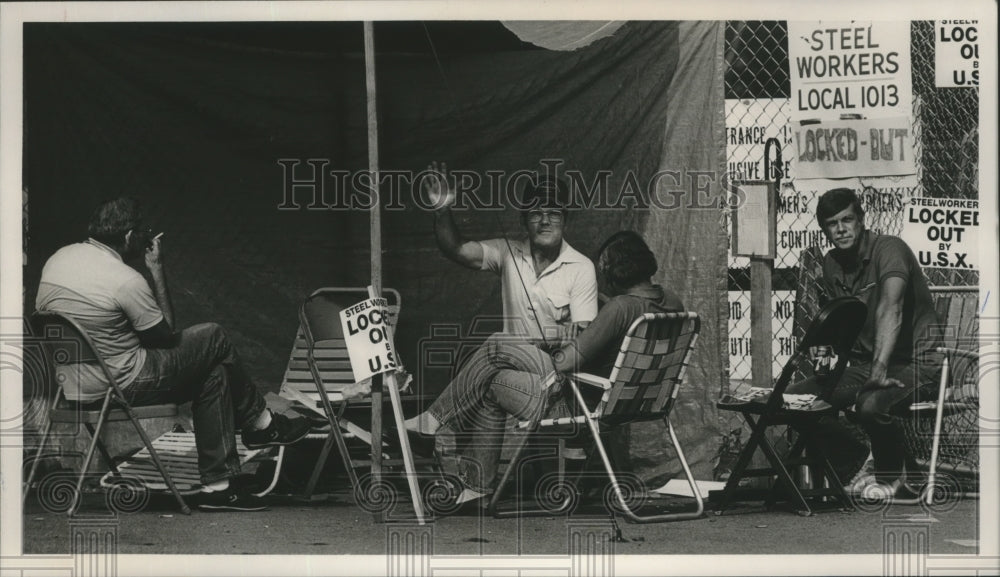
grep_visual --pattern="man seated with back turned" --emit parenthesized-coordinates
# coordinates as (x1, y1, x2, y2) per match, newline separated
(35, 197, 310, 512)
(787, 187, 942, 499)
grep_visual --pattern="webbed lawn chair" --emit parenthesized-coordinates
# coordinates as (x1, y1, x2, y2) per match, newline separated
(908, 287, 981, 503)
(885, 287, 980, 504)
(277, 287, 402, 499)
(489, 312, 705, 523)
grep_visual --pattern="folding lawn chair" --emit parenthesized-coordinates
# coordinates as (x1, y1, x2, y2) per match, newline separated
(846, 288, 979, 505)
(279, 287, 437, 509)
(897, 346, 980, 504)
(489, 311, 705, 523)
(712, 296, 867, 516)
(276, 287, 401, 499)
(907, 287, 981, 502)
(22, 311, 191, 515)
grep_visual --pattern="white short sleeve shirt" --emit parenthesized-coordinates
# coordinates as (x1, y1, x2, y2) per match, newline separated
(478, 238, 598, 340)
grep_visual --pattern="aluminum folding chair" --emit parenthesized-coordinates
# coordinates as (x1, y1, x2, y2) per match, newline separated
(285, 288, 403, 499)
(489, 312, 705, 523)
(901, 286, 981, 502)
(891, 345, 980, 505)
(22, 311, 190, 515)
(280, 288, 437, 510)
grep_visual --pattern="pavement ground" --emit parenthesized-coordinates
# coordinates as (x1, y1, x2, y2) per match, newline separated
(21, 485, 981, 557)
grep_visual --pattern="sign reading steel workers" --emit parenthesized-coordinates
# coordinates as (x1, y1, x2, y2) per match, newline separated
(788, 21, 913, 121)
(788, 22, 914, 180)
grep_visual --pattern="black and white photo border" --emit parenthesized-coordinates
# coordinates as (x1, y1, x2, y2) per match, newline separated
(1, 1, 997, 576)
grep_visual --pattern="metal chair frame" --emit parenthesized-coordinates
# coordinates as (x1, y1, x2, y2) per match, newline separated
(295, 288, 402, 499)
(713, 297, 868, 516)
(489, 312, 705, 523)
(22, 311, 190, 515)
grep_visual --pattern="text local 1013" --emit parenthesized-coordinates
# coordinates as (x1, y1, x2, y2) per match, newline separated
(797, 84, 900, 112)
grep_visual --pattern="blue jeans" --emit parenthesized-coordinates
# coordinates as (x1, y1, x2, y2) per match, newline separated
(787, 360, 940, 483)
(121, 323, 266, 484)
(428, 334, 572, 494)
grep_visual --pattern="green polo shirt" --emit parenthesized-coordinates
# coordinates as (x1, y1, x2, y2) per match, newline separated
(820, 230, 940, 365)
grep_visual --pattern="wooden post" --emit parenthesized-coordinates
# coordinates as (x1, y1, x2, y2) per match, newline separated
(732, 180, 777, 389)
(750, 258, 773, 390)
(363, 21, 386, 523)
(733, 180, 777, 489)
(364, 22, 426, 525)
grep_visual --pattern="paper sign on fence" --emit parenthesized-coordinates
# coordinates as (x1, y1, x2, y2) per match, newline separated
(900, 196, 979, 270)
(339, 297, 399, 382)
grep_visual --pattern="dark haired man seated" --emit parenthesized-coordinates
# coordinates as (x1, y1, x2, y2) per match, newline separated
(36, 197, 310, 512)
(787, 188, 942, 499)
(402, 231, 683, 507)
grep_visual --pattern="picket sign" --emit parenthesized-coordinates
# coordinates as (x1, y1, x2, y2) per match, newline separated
(339, 296, 400, 382)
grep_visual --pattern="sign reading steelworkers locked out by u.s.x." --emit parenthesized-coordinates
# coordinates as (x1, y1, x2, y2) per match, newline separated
(901, 197, 979, 270)
(340, 297, 399, 382)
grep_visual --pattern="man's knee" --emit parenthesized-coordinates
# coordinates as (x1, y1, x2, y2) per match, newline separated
(185, 322, 228, 340)
(198, 364, 229, 397)
(786, 376, 821, 395)
(183, 322, 233, 355)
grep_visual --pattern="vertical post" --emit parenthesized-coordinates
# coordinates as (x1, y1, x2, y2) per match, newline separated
(745, 179, 777, 389)
(363, 21, 385, 523)
(750, 258, 773, 389)
(745, 180, 777, 488)
(364, 22, 426, 524)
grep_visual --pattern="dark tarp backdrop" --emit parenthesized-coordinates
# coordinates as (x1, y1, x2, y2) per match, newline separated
(23, 20, 725, 483)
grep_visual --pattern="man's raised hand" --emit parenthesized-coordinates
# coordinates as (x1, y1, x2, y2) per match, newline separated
(145, 233, 164, 272)
(423, 161, 456, 211)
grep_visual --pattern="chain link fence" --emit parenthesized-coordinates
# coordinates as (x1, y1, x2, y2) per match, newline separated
(717, 21, 981, 480)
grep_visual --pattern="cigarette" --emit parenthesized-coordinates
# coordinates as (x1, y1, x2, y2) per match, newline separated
(154, 232, 164, 240)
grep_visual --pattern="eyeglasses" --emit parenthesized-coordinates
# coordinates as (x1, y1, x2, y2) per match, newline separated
(525, 210, 565, 224)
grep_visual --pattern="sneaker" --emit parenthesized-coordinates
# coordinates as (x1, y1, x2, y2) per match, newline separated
(858, 480, 895, 502)
(845, 469, 877, 495)
(196, 488, 268, 512)
(858, 477, 921, 503)
(242, 412, 311, 449)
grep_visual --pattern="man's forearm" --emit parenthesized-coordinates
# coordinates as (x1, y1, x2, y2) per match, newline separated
(149, 268, 175, 329)
(871, 300, 902, 372)
(434, 209, 464, 259)
(555, 321, 588, 346)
